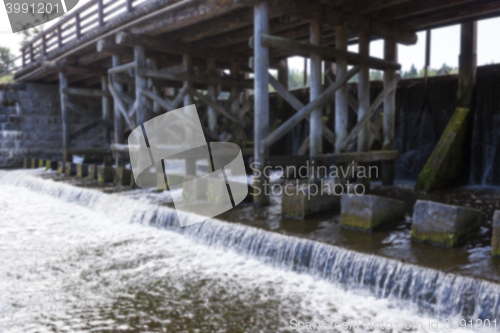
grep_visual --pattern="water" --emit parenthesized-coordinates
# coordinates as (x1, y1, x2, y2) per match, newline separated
(0, 170, 498, 332)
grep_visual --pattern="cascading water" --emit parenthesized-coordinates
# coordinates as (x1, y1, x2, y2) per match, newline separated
(1, 169, 499, 328)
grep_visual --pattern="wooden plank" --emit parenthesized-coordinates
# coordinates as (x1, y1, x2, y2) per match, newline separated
(357, 32, 370, 153)
(259, 34, 401, 71)
(338, 75, 399, 152)
(240, 0, 417, 45)
(108, 61, 135, 74)
(382, 38, 397, 185)
(263, 66, 360, 152)
(64, 100, 114, 130)
(97, 39, 131, 54)
(335, 23, 348, 153)
(59, 72, 70, 162)
(140, 88, 175, 111)
(376, 0, 478, 22)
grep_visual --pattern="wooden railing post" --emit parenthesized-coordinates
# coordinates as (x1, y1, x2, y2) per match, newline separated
(42, 35, 47, 57)
(22, 48, 26, 67)
(57, 25, 63, 48)
(76, 13, 81, 39)
(98, 0, 104, 26)
(126, 0, 133, 12)
(29, 44, 34, 63)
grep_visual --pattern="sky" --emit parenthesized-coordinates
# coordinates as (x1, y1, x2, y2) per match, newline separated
(0, 1, 499, 73)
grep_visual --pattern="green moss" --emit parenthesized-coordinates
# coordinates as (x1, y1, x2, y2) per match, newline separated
(411, 229, 462, 248)
(492, 249, 500, 258)
(340, 214, 372, 231)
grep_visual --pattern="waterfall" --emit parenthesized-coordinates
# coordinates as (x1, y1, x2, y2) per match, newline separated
(1, 169, 499, 322)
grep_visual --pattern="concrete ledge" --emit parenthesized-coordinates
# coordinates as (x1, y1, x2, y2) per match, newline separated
(64, 162, 76, 176)
(45, 160, 57, 171)
(340, 194, 405, 231)
(87, 164, 97, 180)
(282, 184, 339, 219)
(411, 200, 482, 247)
(97, 166, 114, 183)
(76, 163, 88, 178)
(492, 211, 500, 257)
(57, 161, 64, 175)
(114, 167, 131, 186)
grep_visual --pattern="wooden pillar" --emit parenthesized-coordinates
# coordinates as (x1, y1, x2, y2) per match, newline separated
(335, 24, 348, 153)
(101, 75, 111, 149)
(230, 62, 241, 144)
(382, 38, 397, 185)
(309, 18, 322, 163)
(183, 53, 196, 176)
(135, 45, 147, 126)
(207, 58, 217, 133)
(276, 58, 288, 133)
(112, 54, 124, 166)
(357, 31, 370, 187)
(59, 71, 70, 162)
(458, 22, 477, 107)
(253, 1, 270, 207)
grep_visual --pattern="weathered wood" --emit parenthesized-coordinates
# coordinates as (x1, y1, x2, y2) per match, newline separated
(253, 1, 270, 207)
(259, 34, 401, 71)
(354, 0, 412, 15)
(268, 74, 335, 145)
(335, 23, 349, 153)
(458, 21, 477, 107)
(97, 0, 104, 26)
(126, 0, 133, 12)
(263, 66, 360, 152)
(140, 88, 175, 111)
(57, 25, 63, 48)
(191, 89, 245, 126)
(59, 72, 70, 162)
(377, 0, 477, 22)
(309, 18, 322, 160)
(75, 13, 81, 39)
(135, 45, 147, 126)
(70, 123, 99, 140)
(357, 32, 370, 154)
(173, 85, 189, 109)
(183, 53, 196, 177)
(266, 150, 399, 167)
(102, 76, 111, 148)
(241, 0, 417, 45)
(382, 38, 398, 185)
(64, 100, 114, 130)
(339, 75, 399, 152)
(207, 58, 218, 133)
(112, 54, 124, 166)
(297, 136, 310, 156)
(136, 68, 253, 89)
(97, 39, 131, 54)
(108, 82, 135, 130)
(62, 87, 111, 97)
(108, 61, 135, 74)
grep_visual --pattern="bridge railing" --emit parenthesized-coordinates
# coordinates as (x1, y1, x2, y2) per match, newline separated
(19, 0, 148, 69)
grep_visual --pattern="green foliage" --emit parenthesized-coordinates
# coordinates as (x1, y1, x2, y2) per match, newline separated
(0, 47, 14, 73)
(401, 63, 459, 79)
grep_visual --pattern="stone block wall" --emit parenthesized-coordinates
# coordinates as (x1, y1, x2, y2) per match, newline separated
(0, 82, 105, 167)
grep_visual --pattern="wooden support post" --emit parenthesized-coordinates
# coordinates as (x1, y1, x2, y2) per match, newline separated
(59, 72, 70, 162)
(102, 76, 111, 148)
(97, 0, 104, 27)
(183, 53, 196, 176)
(335, 24, 348, 154)
(126, 0, 133, 12)
(357, 31, 370, 187)
(57, 26, 63, 48)
(230, 62, 241, 144)
(424, 30, 431, 85)
(207, 58, 218, 133)
(309, 18, 322, 163)
(135, 45, 147, 126)
(112, 54, 124, 166)
(277, 58, 288, 119)
(382, 38, 397, 185)
(458, 22, 477, 107)
(75, 13, 81, 39)
(253, 1, 270, 207)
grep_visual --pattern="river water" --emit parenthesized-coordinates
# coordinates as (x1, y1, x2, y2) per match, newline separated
(0, 170, 493, 332)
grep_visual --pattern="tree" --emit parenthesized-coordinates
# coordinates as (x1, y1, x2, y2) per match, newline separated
(0, 47, 14, 73)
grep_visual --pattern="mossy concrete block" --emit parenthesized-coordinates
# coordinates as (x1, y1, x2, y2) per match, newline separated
(64, 162, 76, 176)
(76, 164, 88, 178)
(87, 164, 97, 180)
(207, 177, 229, 204)
(57, 161, 64, 175)
(282, 184, 339, 219)
(114, 167, 132, 186)
(340, 194, 405, 231)
(45, 160, 57, 170)
(23, 158, 29, 169)
(411, 200, 482, 247)
(38, 159, 45, 168)
(31, 158, 38, 168)
(182, 175, 207, 200)
(97, 166, 114, 183)
(491, 211, 500, 257)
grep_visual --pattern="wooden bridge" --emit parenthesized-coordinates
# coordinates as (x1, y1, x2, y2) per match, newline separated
(9, 0, 500, 204)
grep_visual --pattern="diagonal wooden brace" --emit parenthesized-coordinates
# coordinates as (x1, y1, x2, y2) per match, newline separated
(191, 89, 245, 126)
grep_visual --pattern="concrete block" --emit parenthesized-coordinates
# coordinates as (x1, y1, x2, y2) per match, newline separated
(182, 175, 207, 200)
(64, 162, 76, 176)
(282, 184, 339, 219)
(491, 211, 500, 257)
(57, 161, 64, 175)
(38, 159, 45, 168)
(114, 167, 132, 186)
(97, 166, 114, 183)
(411, 200, 482, 247)
(30, 158, 38, 169)
(87, 164, 97, 180)
(340, 194, 405, 231)
(23, 157, 29, 169)
(45, 160, 57, 171)
(76, 164, 88, 178)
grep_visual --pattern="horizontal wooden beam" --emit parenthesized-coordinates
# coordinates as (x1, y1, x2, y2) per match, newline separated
(108, 61, 136, 75)
(377, 0, 478, 22)
(260, 34, 401, 71)
(239, 0, 417, 45)
(64, 101, 114, 130)
(266, 150, 399, 166)
(137, 68, 253, 89)
(66, 148, 112, 155)
(262, 66, 360, 152)
(62, 87, 110, 97)
(97, 39, 131, 54)
(140, 87, 175, 111)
